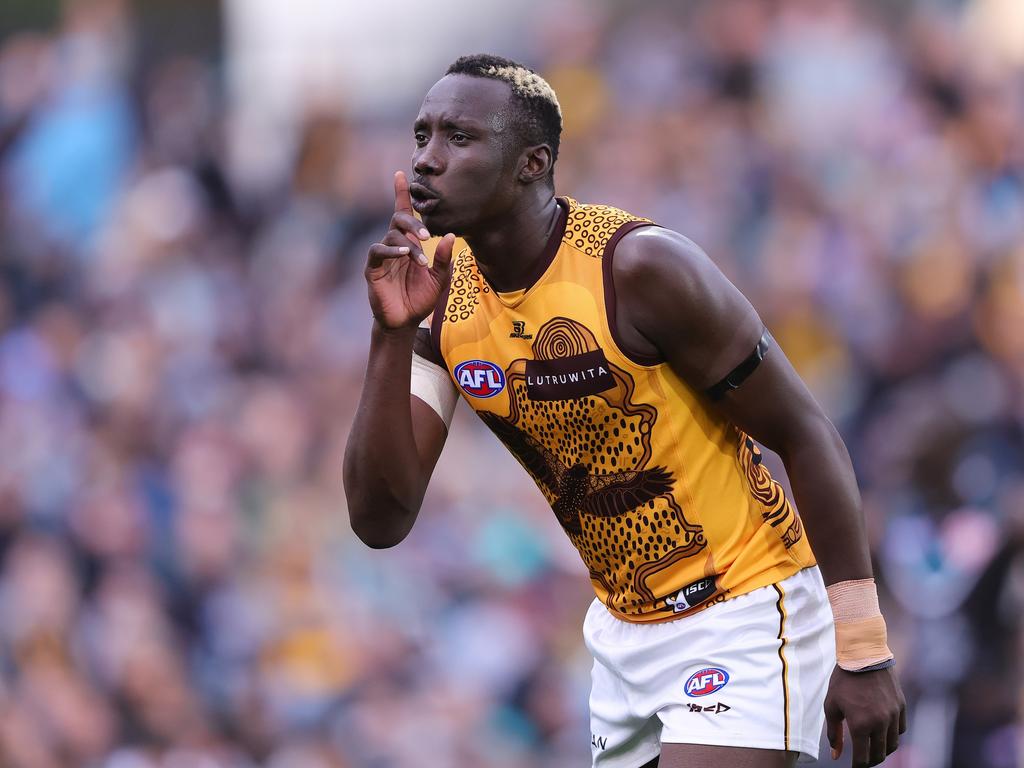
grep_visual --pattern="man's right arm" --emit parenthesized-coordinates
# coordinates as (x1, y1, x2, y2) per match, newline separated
(343, 323, 450, 548)
(343, 170, 456, 548)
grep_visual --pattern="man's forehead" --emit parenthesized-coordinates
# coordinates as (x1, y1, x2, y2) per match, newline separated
(417, 74, 512, 122)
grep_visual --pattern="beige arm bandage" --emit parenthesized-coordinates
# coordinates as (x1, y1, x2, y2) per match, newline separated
(411, 352, 458, 428)
(826, 578, 895, 672)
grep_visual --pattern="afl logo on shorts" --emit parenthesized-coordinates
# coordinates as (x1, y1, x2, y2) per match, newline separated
(455, 360, 506, 398)
(685, 667, 730, 697)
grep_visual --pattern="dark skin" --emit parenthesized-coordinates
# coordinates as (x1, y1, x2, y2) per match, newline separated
(639, 746, 796, 768)
(343, 73, 906, 768)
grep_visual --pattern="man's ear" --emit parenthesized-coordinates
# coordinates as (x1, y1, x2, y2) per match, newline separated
(518, 144, 553, 184)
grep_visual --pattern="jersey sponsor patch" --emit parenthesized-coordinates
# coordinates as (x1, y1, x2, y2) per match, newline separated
(664, 575, 717, 613)
(685, 667, 730, 697)
(525, 349, 616, 401)
(454, 359, 506, 398)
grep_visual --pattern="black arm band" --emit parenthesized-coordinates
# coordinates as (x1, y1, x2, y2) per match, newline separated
(705, 329, 770, 401)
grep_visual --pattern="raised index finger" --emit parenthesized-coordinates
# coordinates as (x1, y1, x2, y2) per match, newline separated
(394, 170, 413, 214)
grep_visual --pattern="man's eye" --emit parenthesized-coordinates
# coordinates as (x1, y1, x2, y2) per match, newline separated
(414, 133, 428, 145)
(451, 133, 469, 144)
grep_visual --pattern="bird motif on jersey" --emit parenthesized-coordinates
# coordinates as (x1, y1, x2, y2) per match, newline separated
(479, 411, 675, 536)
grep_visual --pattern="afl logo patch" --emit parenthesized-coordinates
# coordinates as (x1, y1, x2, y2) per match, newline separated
(455, 360, 506, 399)
(685, 667, 730, 697)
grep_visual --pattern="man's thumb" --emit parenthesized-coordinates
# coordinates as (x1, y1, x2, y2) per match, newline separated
(432, 233, 456, 273)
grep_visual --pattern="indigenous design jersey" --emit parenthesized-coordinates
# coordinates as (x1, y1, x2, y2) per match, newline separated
(431, 197, 815, 622)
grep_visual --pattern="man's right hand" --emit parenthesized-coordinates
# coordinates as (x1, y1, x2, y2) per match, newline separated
(366, 171, 456, 330)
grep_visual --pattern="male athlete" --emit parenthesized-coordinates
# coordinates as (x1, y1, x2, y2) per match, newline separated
(344, 54, 905, 768)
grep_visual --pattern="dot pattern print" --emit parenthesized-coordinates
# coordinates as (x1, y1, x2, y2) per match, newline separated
(562, 197, 652, 258)
(445, 247, 490, 324)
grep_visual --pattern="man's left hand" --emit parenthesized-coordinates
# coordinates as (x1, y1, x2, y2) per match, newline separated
(824, 665, 907, 767)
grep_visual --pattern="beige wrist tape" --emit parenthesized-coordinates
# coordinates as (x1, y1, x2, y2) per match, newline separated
(411, 352, 458, 428)
(826, 578, 894, 671)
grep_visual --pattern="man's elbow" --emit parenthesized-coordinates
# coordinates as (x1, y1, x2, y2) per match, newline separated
(346, 497, 416, 550)
(343, 457, 421, 549)
(777, 410, 848, 463)
(353, 527, 405, 549)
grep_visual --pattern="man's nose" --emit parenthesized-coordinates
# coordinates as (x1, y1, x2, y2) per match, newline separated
(413, 139, 444, 176)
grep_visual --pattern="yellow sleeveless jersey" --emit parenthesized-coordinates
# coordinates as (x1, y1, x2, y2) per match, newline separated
(430, 197, 815, 623)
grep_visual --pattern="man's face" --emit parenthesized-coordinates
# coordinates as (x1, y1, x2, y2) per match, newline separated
(410, 74, 519, 235)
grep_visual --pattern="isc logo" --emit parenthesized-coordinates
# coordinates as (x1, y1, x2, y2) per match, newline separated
(685, 667, 730, 697)
(454, 360, 506, 398)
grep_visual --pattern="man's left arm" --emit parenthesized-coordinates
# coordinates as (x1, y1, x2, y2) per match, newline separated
(612, 227, 906, 768)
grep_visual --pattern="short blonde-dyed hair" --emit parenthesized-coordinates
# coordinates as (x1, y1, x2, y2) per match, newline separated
(445, 54, 563, 178)
(477, 63, 562, 120)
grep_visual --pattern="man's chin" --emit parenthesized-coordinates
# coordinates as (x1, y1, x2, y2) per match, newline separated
(420, 211, 463, 238)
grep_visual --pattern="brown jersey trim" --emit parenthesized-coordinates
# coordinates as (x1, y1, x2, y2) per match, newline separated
(429, 267, 454, 369)
(526, 197, 569, 289)
(602, 221, 664, 366)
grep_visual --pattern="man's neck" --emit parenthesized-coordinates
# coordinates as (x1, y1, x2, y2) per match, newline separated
(463, 192, 561, 293)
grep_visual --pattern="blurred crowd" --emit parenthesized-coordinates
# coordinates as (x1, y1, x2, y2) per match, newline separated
(0, 0, 1021, 766)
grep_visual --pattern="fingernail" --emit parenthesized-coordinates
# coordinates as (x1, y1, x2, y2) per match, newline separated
(418, 228, 430, 240)
(417, 254, 428, 266)
(398, 246, 410, 254)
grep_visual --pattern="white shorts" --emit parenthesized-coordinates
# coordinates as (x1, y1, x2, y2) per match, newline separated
(585, 566, 836, 768)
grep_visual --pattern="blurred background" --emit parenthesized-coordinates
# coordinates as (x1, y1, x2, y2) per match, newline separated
(0, 0, 1021, 766)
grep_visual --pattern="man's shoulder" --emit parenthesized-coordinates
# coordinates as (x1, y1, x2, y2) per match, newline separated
(560, 196, 654, 259)
(558, 197, 714, 309)
(611, 225, 710, 294)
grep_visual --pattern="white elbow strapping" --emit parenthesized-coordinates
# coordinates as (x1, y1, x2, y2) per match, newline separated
(411, 352, 458, 428)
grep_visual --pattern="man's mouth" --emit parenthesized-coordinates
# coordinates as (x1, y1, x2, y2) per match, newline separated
(409, 182, 440, 215)
(409, 182, 439, 201)
(411, 196, 440, 215)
